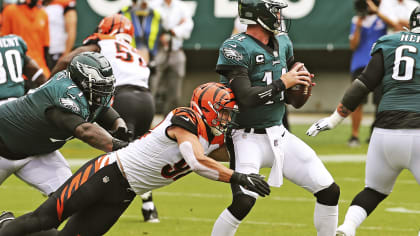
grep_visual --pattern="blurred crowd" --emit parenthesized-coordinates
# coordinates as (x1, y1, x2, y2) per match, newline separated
(0, 0, 194, 115)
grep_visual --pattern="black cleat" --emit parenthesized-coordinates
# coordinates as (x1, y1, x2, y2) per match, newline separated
(142, 207, 159, 223)
(0, 211, 15, 228)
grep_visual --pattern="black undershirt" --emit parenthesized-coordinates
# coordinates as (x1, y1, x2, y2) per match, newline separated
(343, 50, 420, 129)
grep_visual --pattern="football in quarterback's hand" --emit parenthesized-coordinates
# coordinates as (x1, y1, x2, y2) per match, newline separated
(285, 62, 313, 109)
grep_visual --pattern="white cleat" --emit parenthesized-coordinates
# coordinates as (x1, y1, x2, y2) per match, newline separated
(336, 224, 355, 236)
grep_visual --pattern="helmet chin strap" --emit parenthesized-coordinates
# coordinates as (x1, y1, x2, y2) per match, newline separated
(257, 18, 276, 34)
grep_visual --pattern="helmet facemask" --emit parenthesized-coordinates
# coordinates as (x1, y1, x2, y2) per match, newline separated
(70, 59, 115, 109)
(410, 6, 420, 33)
(206, 101, 238, 136)
(190, 82, 238, 137)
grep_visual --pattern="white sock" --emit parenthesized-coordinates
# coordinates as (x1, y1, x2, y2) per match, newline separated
(211, 209, 241, 236)
(142, 201, 155, 211)
(342, 205, 367, 229)
(314, 202, 338, 236)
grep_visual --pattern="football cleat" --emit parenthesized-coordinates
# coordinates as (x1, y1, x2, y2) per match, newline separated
(142, 207, 160, 223)
(336, 224, 356, 236)
(0, 211, 15, 228)
(348, 136, 360, 148)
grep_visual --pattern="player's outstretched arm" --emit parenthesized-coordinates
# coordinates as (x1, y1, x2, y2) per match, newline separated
(169, 126, 270, 197)
(46, 108, 128, 152)
(306, 106, 347, 136)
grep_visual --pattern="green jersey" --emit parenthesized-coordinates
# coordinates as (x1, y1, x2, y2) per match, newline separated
(0, 71, 110, 156)
(0, 35, 27, 99)
(372, 31, 420, 113)
(217, 33, 293, 129)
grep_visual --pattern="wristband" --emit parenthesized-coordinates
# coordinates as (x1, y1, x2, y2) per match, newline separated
(31, 69, 44, 81)
(330, 110, 345, 128)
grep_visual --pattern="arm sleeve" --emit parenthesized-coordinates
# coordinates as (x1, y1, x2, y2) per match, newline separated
(95, 107, 121, 130)
(223, 66, 286, 108)
(45, 107, 87, 134)
(341, 51, 384, 111)
(179, 141, 219, 180)
(358, 50, 385, 91)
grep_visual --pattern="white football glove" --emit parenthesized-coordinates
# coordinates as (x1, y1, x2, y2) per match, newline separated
(306, 110, 345, 136)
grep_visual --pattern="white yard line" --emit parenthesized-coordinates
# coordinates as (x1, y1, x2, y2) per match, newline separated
(9, 209, 418, 233)
(66, 154, 367, 168)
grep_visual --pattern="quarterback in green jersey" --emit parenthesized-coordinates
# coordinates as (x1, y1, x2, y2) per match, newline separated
(0, 34, 47, 103)
(0, 51, 129, 196)
(307, 6, 420, 236)
(211, 1, 340, 236)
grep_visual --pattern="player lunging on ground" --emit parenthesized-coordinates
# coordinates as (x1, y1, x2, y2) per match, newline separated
(0, 82, 270, 236)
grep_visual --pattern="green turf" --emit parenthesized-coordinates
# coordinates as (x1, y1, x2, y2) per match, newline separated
(1, 124, 419, 235)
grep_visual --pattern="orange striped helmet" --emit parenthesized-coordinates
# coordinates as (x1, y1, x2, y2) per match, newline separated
(97, 14, 134, 43)
(191, 82, 238, 136)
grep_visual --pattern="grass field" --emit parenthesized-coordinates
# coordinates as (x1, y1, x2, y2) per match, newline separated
(1, 124, 419, 235)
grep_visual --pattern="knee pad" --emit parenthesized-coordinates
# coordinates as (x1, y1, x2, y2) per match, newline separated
(227, 194, 256, 221)
(351, 187, 388, 216)
(314, 182, 340, 206)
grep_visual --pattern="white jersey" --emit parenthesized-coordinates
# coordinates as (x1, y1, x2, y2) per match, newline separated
(114, 107, 224, 195)
(44, 0, 76, 54)
(85, 34, 150, 88)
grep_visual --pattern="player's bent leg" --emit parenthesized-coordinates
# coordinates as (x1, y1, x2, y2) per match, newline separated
(17, 151, 72, 195)
(313, 183, 340, 236)
(283, 132, 338, 236)
(211, 193, 256, 236)
(60, 196, 134, 236)
(337, 187, 388, 236)
(0, 197, 61, 236)
(0, 157, 28, 186)
(140, 191, 159, 223)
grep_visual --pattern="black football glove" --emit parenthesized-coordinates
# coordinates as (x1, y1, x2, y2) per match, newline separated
(110, 127, 133, 142)
(111, 138, 129, 151)
(230, 172, 271, 197)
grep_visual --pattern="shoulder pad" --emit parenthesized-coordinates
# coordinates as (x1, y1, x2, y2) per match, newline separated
(170, 108, 200, 135)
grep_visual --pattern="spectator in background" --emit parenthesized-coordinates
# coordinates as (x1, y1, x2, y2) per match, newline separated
(43, 0, 77, 70)
(347, 0, 391, 147)
(379, 0, 419, 34)
(231, 16, 247, 35)
(1, 0, 51, 78)
(150, 0, 194, 115)
(120, 0, 162, 64)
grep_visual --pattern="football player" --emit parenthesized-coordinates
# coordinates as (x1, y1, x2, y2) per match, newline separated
(0, 82, 270, 236)
(211, 1, 340, 236)
(307, 6, 420, 236)
(0, 51, 129, 201)
(0, 34, 47, 105)
(51, 14, 159, 222)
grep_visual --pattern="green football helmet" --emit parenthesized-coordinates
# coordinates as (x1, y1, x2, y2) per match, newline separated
(410, 6, 420, 32)
(68, 51, 115, 108)
(238, 0, 288, 33)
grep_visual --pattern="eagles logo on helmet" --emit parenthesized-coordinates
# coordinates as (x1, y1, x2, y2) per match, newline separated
(68, 52, 115, 110)
(190, 82, 238, 136)
(238, 0, 289, 34)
